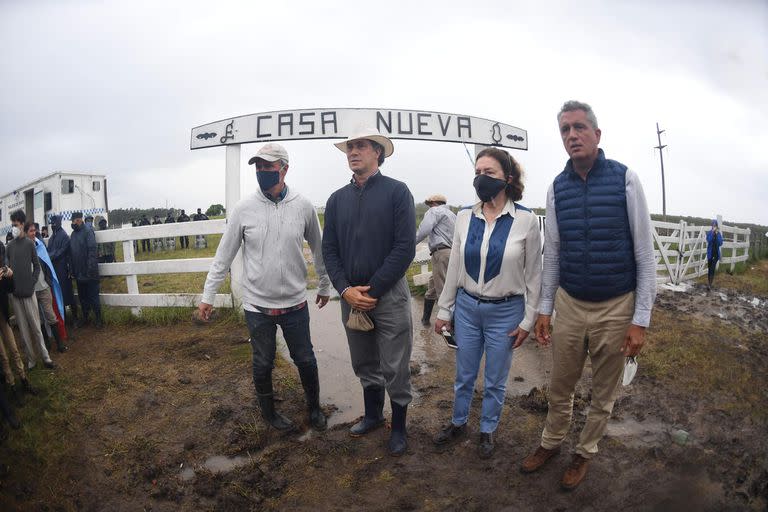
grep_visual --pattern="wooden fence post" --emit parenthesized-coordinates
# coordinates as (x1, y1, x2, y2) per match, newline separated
(675, 220, 686, 284)
(225, 144, 243, 311)
(121, 223, 141, 316)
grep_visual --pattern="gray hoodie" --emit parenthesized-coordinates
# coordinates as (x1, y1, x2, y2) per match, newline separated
(202, 186, 330, 310)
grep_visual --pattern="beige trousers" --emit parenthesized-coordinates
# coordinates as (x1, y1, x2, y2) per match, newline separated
(10, 294, 52, 365)
(425, 248, 451, 301)
(0, 314, 26, 385)
(36, 288, 58, 325)
(541, 288, 635, 458)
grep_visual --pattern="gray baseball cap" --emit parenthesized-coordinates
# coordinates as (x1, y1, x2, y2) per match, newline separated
(248, 143, 289, 165)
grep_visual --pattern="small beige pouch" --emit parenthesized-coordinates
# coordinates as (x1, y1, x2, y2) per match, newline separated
(346, 309, 374, 331)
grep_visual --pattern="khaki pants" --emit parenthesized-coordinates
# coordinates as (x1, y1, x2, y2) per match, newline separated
(10, 294, 52, 366)
(541, 288, 634, 458)
(0, 314, 26, 385)
(425, 247, 451, 301)
(36, 288, 58, 325)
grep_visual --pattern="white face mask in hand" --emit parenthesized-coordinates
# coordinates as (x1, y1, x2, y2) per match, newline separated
(622, 356, 638, 386)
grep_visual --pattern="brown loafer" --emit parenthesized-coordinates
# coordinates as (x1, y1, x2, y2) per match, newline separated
(520, 445, 561, 473)
(561, 454, 590, 490)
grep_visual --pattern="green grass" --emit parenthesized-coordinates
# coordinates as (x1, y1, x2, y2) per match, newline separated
(101, 304, 244, 327)
(700, 259, 768, 295)
(644, 290, 767, 420)
(1, 369, 75, 499)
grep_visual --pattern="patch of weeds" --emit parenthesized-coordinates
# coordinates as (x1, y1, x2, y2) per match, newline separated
(644, 309, 766, 420)
(102, 304, 243, 327)
(229, 342, 252, 362)
(127, 435, 160, 463)
(274, 372, 300, 393)
(5, 371, 73, 464)
(335, 474, 353, 489)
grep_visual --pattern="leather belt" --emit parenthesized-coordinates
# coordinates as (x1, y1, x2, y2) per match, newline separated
(430, 244, 451, 255)
(462, 289, 520, 304)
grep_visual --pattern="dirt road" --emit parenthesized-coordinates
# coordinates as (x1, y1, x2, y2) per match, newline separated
(1, 263, 767, 511)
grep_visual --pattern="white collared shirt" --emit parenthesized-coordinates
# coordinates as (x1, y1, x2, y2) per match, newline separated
(437, 199, 542, 332)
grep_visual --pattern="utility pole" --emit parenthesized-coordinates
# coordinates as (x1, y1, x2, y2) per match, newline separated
(654, 123, 667, 221)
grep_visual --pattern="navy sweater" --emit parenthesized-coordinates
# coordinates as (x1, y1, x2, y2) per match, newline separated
(322, 171, 416, 299)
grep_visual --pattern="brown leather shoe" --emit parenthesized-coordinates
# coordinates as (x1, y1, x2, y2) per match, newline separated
(520, 445, 561, 473)
(561, 454, 590, 490)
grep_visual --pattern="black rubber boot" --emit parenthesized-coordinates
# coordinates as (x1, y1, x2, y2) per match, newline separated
(41, 326, 52, 351)
(51, 326, 68, 353)
(0, 390, 20, 430)
(254, 376, 295, 431)
(67, 305, 79, 328)
(421, 299, 435, 327)
(298, 365, 327, 431)
(349, 386, 386, 437)
(93, 306, 103, 328)
(21, 378, 38, 396)
(75, 313, 87, 329)
(388, 401, 408, 456)
(8, 385, 23, 407)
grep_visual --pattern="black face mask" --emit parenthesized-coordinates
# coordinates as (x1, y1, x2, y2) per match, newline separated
(473, 174, 507, 202)
(256, 170, 280, 192)
(71, 222, 81, 231)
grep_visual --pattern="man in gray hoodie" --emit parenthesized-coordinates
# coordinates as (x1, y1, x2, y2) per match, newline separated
(199, 143, 331, 432)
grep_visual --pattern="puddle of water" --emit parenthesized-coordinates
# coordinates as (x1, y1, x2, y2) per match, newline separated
(180, 455, 250, 482)
(605, 417, 668, 447)
(204, 454, 249, 473)
(274, 293, 556, 426)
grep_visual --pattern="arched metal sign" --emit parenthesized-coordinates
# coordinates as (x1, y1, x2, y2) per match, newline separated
(190, 108, 527, 151)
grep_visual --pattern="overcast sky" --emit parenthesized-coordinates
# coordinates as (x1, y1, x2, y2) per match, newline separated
(1, 0, 766, 225)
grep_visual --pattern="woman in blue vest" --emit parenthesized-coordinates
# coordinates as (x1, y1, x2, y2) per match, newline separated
(706, 219, 723, 290)
(432, 147, 542, 459)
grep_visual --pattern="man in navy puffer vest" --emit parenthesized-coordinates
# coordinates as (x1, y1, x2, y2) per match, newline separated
(521, 101, 657, 490)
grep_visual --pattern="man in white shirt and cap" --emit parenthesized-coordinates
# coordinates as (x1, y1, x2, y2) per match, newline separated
(415, 194, 456, 327)
(198, 143, 331, 432)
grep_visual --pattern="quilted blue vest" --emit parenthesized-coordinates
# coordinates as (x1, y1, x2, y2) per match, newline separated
(553, 149, 636, 302)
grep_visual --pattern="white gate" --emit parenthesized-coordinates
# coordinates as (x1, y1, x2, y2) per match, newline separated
(652, 217, 751, 285)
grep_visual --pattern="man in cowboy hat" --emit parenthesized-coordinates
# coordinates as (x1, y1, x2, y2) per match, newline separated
(415, 194, 456, 328)
(322, 128, 416, 456)
(199, 143, 331, 432)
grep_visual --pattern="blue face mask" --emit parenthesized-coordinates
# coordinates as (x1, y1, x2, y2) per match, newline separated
(256, 170, 281, 191)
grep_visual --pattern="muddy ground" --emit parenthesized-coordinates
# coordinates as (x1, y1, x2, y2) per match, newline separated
(1, 262, 767, 511)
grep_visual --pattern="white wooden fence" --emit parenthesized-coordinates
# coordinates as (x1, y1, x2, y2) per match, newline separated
(95, 215, 751, 312)
(95, 219, 232, 313)
(652, 217, 751, 285)
(413, 216, 751, 288)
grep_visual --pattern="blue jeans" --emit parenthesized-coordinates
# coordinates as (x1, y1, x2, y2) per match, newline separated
(451, 289, 525, 433)
(244, 306, 317, 386)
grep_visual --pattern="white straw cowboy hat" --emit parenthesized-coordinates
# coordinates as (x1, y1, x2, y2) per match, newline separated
(334, 128, 394, 158)
(425, 194, 448, 204)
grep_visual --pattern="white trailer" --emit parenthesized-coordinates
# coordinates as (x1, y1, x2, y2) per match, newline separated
(0, 172, 109, 237)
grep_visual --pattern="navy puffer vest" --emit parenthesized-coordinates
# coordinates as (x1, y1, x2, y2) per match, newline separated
(554, 149, 636, 302)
